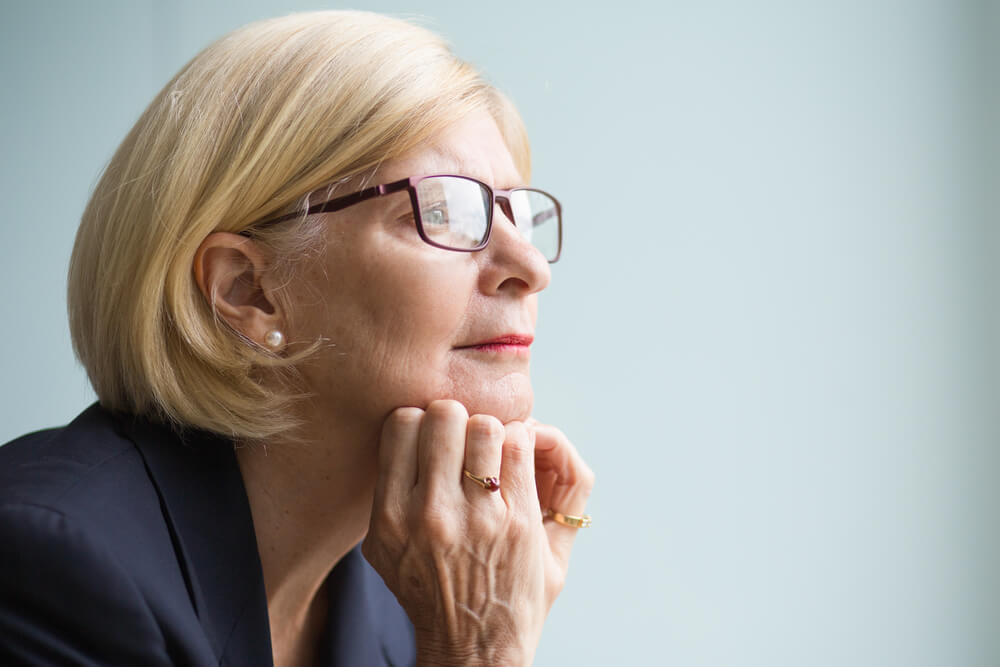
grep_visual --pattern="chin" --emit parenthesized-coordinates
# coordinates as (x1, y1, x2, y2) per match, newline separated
(443, 372, 534, 424)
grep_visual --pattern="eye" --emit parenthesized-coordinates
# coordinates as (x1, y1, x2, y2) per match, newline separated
(422, 205, 449, 230)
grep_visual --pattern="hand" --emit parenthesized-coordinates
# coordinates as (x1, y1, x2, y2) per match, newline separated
(362, 400, 594, 667)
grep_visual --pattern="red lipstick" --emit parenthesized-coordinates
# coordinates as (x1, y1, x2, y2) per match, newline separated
(459, 334, 534, 352)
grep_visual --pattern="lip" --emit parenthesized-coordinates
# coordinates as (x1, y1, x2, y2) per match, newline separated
(455, 334, 534, 352)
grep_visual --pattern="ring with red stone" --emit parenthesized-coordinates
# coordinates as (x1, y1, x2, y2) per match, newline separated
(463, 469, 500, 492)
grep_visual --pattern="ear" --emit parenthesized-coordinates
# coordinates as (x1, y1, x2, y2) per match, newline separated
(193, 233, 286, 349)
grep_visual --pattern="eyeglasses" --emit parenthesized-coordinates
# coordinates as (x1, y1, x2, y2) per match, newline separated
(252, 174, 563, 263)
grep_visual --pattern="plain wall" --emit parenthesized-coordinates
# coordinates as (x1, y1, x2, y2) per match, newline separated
(1, 1, 996, 665)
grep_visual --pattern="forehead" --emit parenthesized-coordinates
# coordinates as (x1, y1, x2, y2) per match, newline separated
(381, 111, 524, 189)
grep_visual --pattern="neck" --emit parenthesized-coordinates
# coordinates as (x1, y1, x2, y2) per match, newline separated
(235, 411, 381, 664)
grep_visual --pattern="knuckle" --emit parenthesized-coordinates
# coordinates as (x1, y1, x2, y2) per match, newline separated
(386, 406, 424, 431)
(504, 420, 529, 444)
(503, 434, 533, 462)
(468, 414, 504, 442)
(370, 506, 406, 545)
(371, 504, 398, 532)
(418, 503, 456, 542)
(551, 425, 570, 442)
(470, 508, 503, 537)
(426, 399, 469, 423)
(505, 512, 534, 542)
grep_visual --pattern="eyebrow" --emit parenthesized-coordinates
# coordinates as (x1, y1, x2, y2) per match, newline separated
(424, 146, 523, 190)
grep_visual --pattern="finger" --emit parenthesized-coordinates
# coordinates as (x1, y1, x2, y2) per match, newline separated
(416, 399, 468, 500)
(531, 422, 595, 561)
(534, 469, 559, 508)
(526, 418, 558, 506)
(499, 421, 539, 516)
(532, 423, 593, 512)
(461, 414, 505, 497)
(375, 406, 424, 510)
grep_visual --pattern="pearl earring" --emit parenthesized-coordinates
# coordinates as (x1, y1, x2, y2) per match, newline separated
(264, 330, 284, 349)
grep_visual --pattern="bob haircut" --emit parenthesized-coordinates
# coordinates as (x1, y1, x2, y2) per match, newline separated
(68, 10, 531, 440)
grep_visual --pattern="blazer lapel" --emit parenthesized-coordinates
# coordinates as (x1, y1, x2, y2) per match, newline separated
(322, 547, 415, 667)
(117, 413, 415, 666)
(115, 414, 274, 666)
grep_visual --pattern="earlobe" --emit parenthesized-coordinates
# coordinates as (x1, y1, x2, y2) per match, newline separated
(193, 233, 285, 347)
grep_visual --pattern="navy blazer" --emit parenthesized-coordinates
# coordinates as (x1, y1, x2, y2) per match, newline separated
(0, 404, 415, 666)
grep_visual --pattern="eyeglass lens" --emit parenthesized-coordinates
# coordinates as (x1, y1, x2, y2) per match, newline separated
(414, 176, 560, 261)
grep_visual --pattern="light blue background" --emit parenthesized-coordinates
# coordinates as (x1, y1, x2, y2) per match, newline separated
(1, 1, 997, 665)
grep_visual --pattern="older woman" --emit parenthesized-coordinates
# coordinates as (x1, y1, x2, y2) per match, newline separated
(0, 10, 593, 667)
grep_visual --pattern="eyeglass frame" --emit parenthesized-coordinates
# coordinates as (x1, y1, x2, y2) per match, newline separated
(246, 174, 563, 263)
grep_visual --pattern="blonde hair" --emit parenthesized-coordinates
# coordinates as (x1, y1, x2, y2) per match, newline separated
(68, 10, 531, 440)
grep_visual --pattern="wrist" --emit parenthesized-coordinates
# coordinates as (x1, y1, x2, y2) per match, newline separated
(414, 636, 534, 667)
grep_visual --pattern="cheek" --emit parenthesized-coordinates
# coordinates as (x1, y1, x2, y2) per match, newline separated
(295, 249, 477, 418)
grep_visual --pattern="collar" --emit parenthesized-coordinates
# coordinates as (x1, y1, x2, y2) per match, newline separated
(115, 412, 272, 666)
(114, 410, 414, 666)
(322, 546, 415, 666)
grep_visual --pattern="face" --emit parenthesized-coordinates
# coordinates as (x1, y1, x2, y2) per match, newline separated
(288, 110, 552, 434)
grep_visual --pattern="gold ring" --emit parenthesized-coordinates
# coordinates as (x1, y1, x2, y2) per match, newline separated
(463, 469, 500, 492)
(544, 509, 592, 529)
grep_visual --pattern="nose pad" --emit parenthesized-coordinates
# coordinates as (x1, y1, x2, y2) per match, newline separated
(495, 196, 516, 227)
(482, 195, 550, 293)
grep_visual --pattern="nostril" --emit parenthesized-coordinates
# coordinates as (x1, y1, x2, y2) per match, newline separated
(497, 276, 532, 292)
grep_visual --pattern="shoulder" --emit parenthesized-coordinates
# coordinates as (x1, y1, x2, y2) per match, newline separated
(0, 403, 140, 512)
(0, 405, 188, 665)
(0, 502, 173, 665)
(0, 405, 170, 558)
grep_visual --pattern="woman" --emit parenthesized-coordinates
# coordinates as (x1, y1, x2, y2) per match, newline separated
(0, 10, 593, 667)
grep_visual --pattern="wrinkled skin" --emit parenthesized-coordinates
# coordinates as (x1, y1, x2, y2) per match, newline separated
(363, 401, 593, 665)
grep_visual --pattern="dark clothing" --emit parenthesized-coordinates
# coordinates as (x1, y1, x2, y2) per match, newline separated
(0, 404, 415, 666)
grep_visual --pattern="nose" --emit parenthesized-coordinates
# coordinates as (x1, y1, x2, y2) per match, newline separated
(477, 201, 551, 296)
